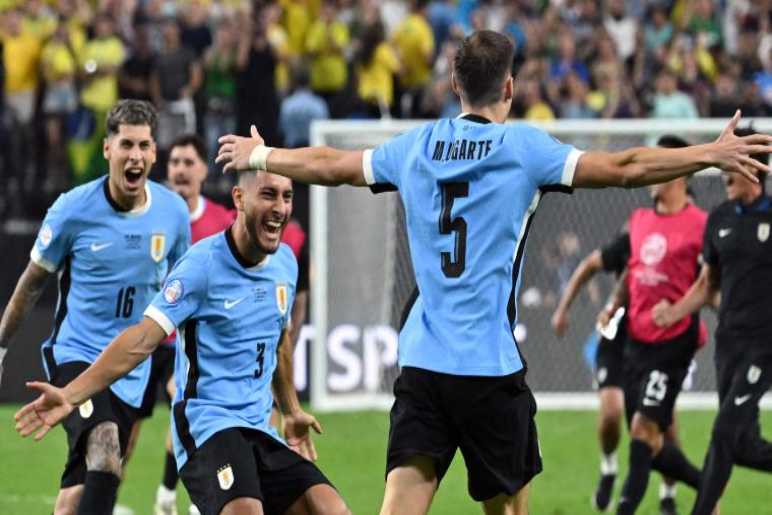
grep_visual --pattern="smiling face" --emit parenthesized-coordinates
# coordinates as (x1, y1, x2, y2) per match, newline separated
(103, 124, 157, 203)
(233, 172, 293, 255)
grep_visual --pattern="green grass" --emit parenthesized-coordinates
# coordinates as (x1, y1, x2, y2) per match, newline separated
(1, 406, 770, 514)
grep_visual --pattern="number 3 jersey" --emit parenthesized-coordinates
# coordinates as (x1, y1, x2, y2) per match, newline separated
(144, 228, 297, 469)
(31, 177, 191, 407)
(363, 114, 583, 377)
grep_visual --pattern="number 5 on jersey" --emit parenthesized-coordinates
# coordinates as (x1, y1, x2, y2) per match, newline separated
(439, 182, 469, 278)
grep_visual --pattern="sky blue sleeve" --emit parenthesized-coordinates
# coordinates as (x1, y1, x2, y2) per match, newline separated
(144, 251, 208, 335)
(169, 209, 192, 266)
(363, 128, 421, 190)
(30, 193, 74, 273)
(517, 125, 583, 189)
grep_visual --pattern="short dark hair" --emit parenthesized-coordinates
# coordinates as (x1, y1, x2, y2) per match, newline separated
(656, 135, 689, 148)
(169, 133, 208, 162)
(453, 30, 514, 107)
(106, 99, 158, 136)
(735, 126, 769, 187)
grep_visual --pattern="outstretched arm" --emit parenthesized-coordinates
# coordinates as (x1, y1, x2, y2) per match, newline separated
(652, 263, 720, 328)
(552, 249, 603, 337)
(273, 330, 322, 461)
(0, 261, 52, 383)
(15, 317, 166, 440)
(573, 111, 772, 188)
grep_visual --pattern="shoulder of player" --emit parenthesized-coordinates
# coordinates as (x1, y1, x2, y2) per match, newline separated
(707, 200, 735, 224)
(148, 181, 189, 216)
(44, 177, 106, 222)
(273, 243, 299, 276)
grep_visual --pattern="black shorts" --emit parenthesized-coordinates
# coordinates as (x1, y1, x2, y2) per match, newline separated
(624, 322, 698, 431)
(714, 339, 772, 416)
(137, 344, 175, 419)
(179, 427, 332, 515)
(386, 366, 542, 502)
(51, 361, 139, 488)
(595, 321, 627, 389)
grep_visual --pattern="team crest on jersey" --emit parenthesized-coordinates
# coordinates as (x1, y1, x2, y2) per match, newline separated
(78, 399, 94, 419)
(758, 223, 770, 243)
(150, 233, 166, 262)
(39, 224, 53, 248)
(217, 464, 234, 490)
(275, 283, 288, 315)
(748, 365, 762, 384)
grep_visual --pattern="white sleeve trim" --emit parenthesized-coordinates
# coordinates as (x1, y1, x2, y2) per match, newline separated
(30, 247, 57, 273)
(144, 305, 176, 336)
(362, 149, 376, 185)
(561, 148, 584, 187)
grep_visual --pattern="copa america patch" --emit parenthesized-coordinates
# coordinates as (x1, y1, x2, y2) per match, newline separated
(39, 224, 53, 248)
(163, 279, 184, 304)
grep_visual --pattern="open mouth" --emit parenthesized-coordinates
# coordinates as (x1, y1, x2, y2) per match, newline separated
(125, 168, 144, 188)
(263, 220, 283, 237)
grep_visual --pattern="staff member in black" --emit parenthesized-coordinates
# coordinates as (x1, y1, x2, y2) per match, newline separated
(653, 128, 772, 515)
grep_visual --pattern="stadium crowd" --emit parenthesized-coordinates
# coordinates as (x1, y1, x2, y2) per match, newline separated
(0, 0, 771, 218)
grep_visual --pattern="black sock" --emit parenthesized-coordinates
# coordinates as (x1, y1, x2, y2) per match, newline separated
(77, 471, 120, 515)
(616, 439, 653, 515)
(692, 435, 734, 515)
(162, 450, 179, 490)
(652, 442, 701, 489)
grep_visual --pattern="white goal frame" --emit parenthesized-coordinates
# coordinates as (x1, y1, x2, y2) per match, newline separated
(309, 118, 772, 412)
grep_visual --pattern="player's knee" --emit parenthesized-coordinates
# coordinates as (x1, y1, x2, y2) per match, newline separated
(600, 406, 623, 429)
(221, 497, 263, 515)
(630, 415, 662, 449)
(306, 484, 350, 515)
(84, 422, 122, 475)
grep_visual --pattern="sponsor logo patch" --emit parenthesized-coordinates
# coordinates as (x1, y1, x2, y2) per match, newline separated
(640, 233, 668, 266)
(39, 224, 53, 248)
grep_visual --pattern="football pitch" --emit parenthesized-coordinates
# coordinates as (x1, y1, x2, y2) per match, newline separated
(1, 406, 770, 514)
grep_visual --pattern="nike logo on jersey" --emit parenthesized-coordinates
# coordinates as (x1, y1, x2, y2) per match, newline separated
(718, 228, 732, 238)
(90, 242, 113, 252)
(642, 398, 660, 407)
(224, 297, 246, 310)
(734, 394, 752, 406)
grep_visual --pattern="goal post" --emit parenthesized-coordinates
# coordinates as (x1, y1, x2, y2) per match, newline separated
(308, 118, 772, 413)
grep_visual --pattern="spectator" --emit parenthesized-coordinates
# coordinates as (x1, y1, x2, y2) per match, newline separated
(559, 72, 594, 119)
(40, 21, 78, 191)
(151, 18, 202, 147)
(604, 0, 637, 62)
(523, 79, 555, 121)
(118, 23, 155, 102)
(392, 0, 435, 117)
(203, 18, 239, 164)
(685, 0, 721, 49)
(651, 69, 699, 119)
(79, 13, 125, 115)
(550, 30, 590, 84)
(644, 5, 673, 54)
(355, 20, 400, 118)
(279, 64, 329, 148)
(710, 73, 742, 117)
(1, 9, 42, 194)
(305, 0, 350, 117)
(180, 0, 213, 58)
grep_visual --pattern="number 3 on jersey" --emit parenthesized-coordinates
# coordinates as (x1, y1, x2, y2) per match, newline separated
(439, 182, 469, 278)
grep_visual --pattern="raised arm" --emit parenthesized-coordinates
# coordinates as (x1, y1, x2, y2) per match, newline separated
(15, 317, 166, 440)
(652, 263, 720, 328)
(552, 249, 603, 337)
(273, 330, 322, 460)
(0, 261, 52, 383)
(573, 111, 772, 188)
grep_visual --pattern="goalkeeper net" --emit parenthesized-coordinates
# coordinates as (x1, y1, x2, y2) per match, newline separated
(308, 118, 772, 412)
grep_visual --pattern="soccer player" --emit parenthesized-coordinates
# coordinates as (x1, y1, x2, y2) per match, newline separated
(139, 134, 234, 515)
(553, 136, 698, 515)
(215, 30, 772, 515)
(0, 99, 191, 514)
(597, 139, 711, 515)
(652, 128, 772, 515)
(14, 171, 350, 515)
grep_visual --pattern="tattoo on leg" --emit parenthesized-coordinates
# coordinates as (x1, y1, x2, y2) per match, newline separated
(85, 422, 122, 476)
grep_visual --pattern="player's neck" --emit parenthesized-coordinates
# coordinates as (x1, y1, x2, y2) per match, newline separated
(108, 178, 147, 211)
(187, 194, 201, 215)
(459, 104, 508, 124)
(655, 194, 688, 215)
(739, 188, 763, 206)
(231, 221, 268, 267)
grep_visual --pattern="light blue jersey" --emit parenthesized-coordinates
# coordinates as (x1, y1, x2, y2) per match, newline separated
(32, 177, 191, 407)
(145, 230, 297, 469)
(364, 114, 583, 376)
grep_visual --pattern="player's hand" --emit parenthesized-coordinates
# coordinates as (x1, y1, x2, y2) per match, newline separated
(712, 110, 772, 182)
(596, 305, 614, 330)
(652, 299, 676, 328)
(282, 409, 323, 461)
(551, 309, 569, 337)
(216, 125, 265, 173)
(14, 381, 74, 441)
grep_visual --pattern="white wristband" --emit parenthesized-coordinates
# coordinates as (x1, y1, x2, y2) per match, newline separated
(248, 145, 275, 171)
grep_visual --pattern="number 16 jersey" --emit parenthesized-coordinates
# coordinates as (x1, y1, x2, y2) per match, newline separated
(31, 177, 191, 407)
(364, 114, 582, 377)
